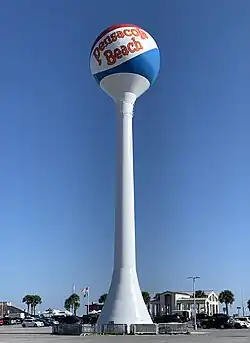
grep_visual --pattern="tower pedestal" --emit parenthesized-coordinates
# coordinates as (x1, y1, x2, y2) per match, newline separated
(97, 92, 152, 326)
(97, 268, 152, 326)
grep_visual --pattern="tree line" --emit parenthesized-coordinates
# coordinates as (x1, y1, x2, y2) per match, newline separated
(21, 289, 250, 316)
(22, 292, 81, 316)
(22, 295, 42, 315)
(98, 289, 250, 316)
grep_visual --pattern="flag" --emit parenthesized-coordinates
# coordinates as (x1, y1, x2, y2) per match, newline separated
(81, 287, 89, 297)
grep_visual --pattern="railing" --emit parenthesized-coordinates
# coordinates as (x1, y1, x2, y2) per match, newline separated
(130, 324, 158, 335)
(158, 323, 189, 335)
(81, 324, 96, 335)
(52, 322, 189, 335)
(100, 324, 128, 335)
(52, 323, 82, 335)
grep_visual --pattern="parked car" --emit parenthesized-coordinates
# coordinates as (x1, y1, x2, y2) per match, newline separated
(50, 315, 80, 325)
(22, 318, 44, 327)
(82, 314, 99, 325)
(234, 317, 250, 329)
(196, 313, 210, 328)
(196, 313, 210, 320)
(60, 316, 81, 324)
(172, 310, 190, 322)
(154, 314, 183, 324)
(2, 318, 16, 325)
(38, 318, 59, 326)
(199, 314, 234, 329)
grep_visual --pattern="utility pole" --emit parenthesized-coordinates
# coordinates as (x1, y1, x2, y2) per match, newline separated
(187, 276, 200, 330)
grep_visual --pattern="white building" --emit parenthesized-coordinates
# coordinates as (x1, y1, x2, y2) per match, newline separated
(149, 291, 219, 318)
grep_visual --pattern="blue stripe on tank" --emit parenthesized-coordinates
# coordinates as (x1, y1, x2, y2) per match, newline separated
(93, 48, 160, 85)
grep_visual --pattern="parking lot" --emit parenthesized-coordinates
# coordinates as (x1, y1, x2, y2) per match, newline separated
(0, 326, 250, 342)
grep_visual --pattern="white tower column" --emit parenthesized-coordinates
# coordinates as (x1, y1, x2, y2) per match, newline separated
(97, 92, 152, 326)
(115, 92, 137, 271)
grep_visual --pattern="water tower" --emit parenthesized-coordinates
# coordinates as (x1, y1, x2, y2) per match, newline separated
(90, 24, 160, 326)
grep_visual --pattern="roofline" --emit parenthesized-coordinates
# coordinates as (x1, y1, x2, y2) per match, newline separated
(155, 290, 218, 296)
(160, 291, 191, 296)
(176, 297, 209, 301)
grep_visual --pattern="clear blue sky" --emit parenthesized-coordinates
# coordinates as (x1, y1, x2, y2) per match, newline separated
(0, 0, 249, 314)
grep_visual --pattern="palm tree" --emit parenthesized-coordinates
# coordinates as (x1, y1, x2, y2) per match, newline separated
(22, 295, 32, 314)
(64, 298, 71, 312)
(247, 300, 250, 312)
(219, 290, 235, 315)
(154, 293, 161, 301)
(30, 296, 34, 316)
(70, 293, 80, 315)
(66, 293, 80, 315)
(98, 294, 107, 304)
(195, 290, 206, 298)
(142, 291, 151, 305)
(31, 295, 42, 315)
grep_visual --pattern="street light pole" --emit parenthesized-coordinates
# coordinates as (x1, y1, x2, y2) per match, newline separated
(187, 276, 200, 330)
(241, 288, 245, 317)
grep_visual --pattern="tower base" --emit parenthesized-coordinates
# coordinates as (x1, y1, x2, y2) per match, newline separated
(97, 268, 152, 326)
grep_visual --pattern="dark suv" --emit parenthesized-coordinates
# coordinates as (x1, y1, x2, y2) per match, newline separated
(199, 314, 234, 329)
(154, 314, 184, 324)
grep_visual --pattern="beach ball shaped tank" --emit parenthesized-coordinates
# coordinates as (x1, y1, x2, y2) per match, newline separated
(90, 24, 160, 100)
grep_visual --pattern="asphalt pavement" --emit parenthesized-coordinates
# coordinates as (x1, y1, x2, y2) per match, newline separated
(0, 326, 249, 342)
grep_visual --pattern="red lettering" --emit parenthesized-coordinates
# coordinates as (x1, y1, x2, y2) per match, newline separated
(114, 48, 122, 59)
(103, 50, 116, 65)
(93, 30, 146, 67)
(131, 28, 139, 36)
(139, 29, 148, 39)
(99, 42, 105, 51)
(104, 35, 112, 47)
(116, 31, 125, 39)
(120, 45, 129, 56)
(131, 37, 143, 51)
(110, 32, 118, 42)
(93, 47, 101, 66)
(124, 29, 132, 37)
(93, 28, 148, 61)
(127, 41, 135, 53)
